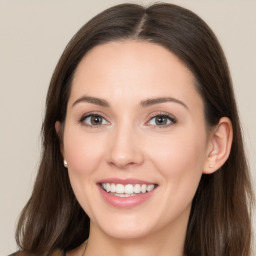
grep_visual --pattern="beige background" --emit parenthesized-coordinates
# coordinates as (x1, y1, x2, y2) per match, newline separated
(0, 0, 255, 254)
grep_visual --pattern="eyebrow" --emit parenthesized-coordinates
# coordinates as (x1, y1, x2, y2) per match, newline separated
(72, 96, 110, 107)
(140, 97, 189, 110)
(72, 96, 188, 110)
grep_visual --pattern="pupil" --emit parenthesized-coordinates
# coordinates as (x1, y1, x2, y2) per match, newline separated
(156, 116, 167, 125)
(92, 115, 102, 125)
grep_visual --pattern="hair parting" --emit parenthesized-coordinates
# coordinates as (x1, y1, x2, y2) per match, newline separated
(15, 3, 254, 256)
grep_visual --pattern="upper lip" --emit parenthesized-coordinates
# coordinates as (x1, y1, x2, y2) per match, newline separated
(97, 178, 157, 185)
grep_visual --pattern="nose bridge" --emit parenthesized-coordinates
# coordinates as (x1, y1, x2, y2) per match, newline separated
(107, 120, 144, 168)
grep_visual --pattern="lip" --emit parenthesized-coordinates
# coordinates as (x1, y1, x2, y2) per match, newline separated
(97, 178, 158, 209)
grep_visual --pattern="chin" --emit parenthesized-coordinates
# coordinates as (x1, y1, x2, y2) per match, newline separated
(90, 210, 155, 240)
(100, 223, 151, 240)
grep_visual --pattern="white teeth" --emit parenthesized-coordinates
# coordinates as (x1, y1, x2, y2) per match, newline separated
(125, 184, 133, 194)
(141, 184, 147, 193)
(113, 193, 136, 197)
(147, 184, 155, 192)
(134, 184, 141, 194)
(110, 184, 115, 193)
(106, 183, 111, 192)
(101, 183, 156, 195)
(116, 184, 125, 193)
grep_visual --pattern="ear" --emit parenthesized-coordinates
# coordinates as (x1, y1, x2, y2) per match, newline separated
(203, 117, 233, 174)
(55, 121, 64, 157)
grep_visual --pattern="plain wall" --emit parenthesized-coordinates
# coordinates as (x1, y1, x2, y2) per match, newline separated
(0, 0, 255, 254)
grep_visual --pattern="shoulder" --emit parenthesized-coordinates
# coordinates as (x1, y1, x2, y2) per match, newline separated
(9, 250, 65, 256)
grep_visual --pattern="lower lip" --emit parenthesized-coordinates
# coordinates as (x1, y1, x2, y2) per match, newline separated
(98, 185, 157, 209)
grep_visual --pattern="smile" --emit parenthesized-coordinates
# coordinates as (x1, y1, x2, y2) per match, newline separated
(98, 180, 158, 208)
(100, 183, 156, 197)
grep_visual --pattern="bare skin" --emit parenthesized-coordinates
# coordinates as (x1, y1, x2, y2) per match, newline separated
(59, 40, 232, 256)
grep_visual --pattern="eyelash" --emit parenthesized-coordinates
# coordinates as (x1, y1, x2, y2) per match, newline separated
(79, 112, 177, 128)
(79, 112, 109, 128)
(146, 112, 177, 128)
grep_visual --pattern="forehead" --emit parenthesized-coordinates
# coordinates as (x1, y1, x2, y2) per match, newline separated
(69, 40, 203, 109)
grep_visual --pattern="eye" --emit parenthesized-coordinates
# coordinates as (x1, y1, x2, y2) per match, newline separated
(80, 114, 109, 126)
(147, 114, 176, 127)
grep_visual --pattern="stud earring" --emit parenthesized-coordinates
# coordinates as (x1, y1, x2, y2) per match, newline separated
(209, 164, 213, 168)
(64, 160, 68, 167)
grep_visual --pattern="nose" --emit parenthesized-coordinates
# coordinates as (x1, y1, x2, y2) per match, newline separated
(106, 125, 144, 169)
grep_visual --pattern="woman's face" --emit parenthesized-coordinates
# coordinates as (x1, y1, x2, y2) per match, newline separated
(61, 40, 212, 240)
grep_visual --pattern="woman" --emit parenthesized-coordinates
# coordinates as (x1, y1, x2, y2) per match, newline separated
(13, 3, 254, 256)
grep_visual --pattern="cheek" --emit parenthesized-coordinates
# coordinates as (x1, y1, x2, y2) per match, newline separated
(148, 127, 207, 194)
(149, 131, 207, 222)
(62, 127, 106, 215)
(63, 128, 105, 177)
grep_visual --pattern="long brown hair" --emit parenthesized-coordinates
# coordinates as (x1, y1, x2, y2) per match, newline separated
(16, 3, 254, 256)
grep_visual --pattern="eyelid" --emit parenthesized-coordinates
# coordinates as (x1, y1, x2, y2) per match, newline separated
(145, 111, 177, 127)
(78, 111, 176, 128)
(79, 111, 111, 127)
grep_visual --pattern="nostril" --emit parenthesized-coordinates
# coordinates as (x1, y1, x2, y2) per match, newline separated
(108, 160, 139, 169)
